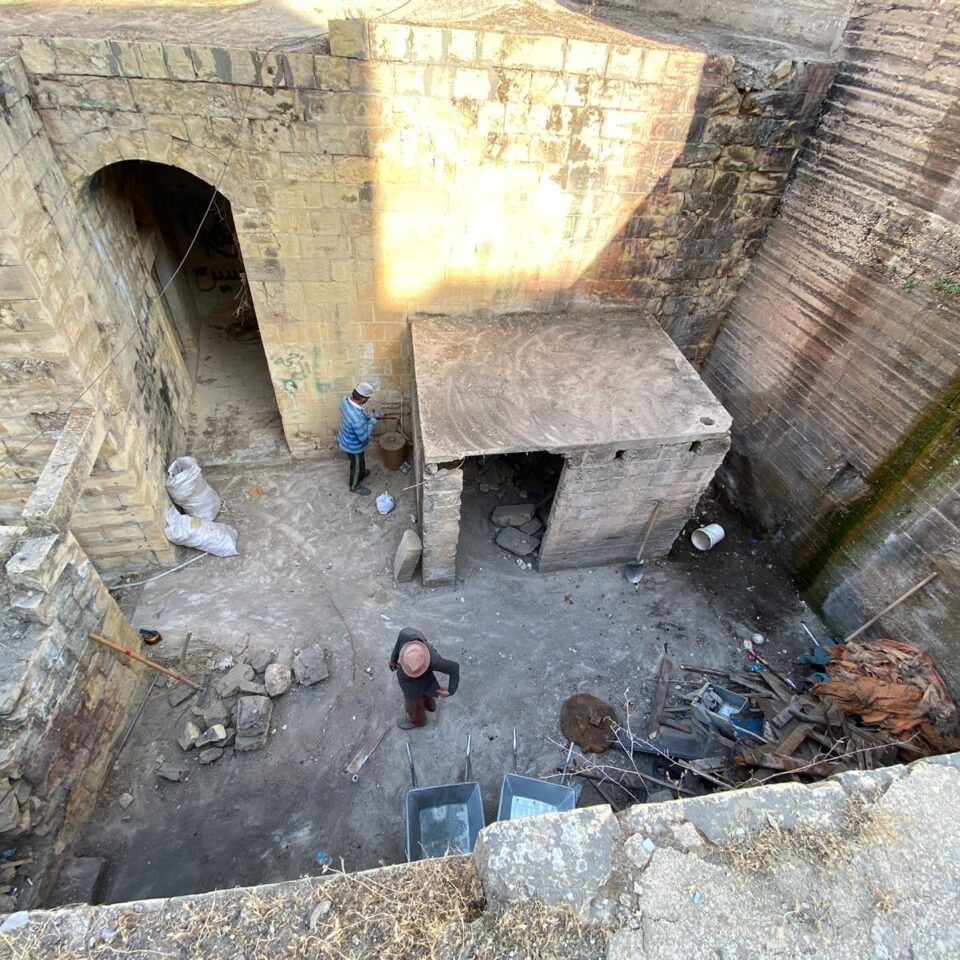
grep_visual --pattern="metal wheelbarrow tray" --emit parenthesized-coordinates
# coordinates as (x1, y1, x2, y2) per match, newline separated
(404, 736, 485, 862)
(497, 731, 577, 821)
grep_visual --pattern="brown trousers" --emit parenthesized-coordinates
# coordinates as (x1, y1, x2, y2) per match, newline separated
(404, 694, 437, 726)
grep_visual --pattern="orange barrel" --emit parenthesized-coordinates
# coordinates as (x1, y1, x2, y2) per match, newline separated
(379, 431, 407, 470)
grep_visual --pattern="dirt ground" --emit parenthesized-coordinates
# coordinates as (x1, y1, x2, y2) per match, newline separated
(73, 452, 825, 905)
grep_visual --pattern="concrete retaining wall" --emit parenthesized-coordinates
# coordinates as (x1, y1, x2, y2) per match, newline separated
(703, 0, 960, 690)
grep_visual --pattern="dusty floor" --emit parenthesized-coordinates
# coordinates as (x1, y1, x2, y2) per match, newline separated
(186, 311, 288, 467)
(74, 452, 825, 905)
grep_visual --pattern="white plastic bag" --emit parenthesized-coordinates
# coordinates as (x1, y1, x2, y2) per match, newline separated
(376, 491, 395, 515)
(164, 507, 239, 557)
(165, 457, 221, 520)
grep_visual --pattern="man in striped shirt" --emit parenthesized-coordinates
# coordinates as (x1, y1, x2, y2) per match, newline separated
(337, 381, 382, 496)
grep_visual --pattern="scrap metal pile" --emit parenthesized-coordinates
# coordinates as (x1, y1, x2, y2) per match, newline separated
(561, 636, 960, 804)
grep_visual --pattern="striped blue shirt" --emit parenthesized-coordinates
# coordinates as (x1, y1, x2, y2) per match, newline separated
(337, 394, 375, 453)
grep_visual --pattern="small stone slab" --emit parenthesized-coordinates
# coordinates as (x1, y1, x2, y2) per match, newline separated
(216, 663, 254, 699)
(198, 747, 224, 764)
(491, 503, 535, 527)
(168, 685, 194, 707)
(236, 696, 272, 737)
(293, 646, 329, 686)
(157, 763, 186, 783)
(496, 526, 540, 557)
(239, 680, 268, 696)
(202, 701, 229, 728)
(393, 528, 422, 582)
(177, 721, 202, 752)
(518, 518, 544, 536)
(118, 792, 134, 810)
(248, 649, 273, 674)
(264, 663, 292, 698)
(235, 732, 267, 752)
(195, 724, 227, 749)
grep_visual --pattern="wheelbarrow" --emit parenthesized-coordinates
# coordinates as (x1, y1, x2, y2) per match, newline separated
(404, 736, 485, 862)
(497, 731, 578, 821)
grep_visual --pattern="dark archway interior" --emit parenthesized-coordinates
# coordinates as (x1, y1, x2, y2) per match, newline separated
(458, 451, 565, 573)
(93, 161, 286, 465)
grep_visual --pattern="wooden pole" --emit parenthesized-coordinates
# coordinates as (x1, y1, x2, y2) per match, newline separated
(842, 571, 939, 644)
(89, 633, 200, 689)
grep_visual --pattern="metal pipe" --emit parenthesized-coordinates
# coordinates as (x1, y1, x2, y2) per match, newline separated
(405, 741, 418, 788)
(464, 734, 472, 782)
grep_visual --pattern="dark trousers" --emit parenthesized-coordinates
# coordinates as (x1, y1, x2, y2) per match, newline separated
(404, 695, 437, 726)
(346, 451, 366, 490)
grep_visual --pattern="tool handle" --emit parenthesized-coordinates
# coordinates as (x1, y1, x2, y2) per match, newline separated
(405, 741, 418, 788)
(464, 734, 472, 782)
(89, 633, 200, 688)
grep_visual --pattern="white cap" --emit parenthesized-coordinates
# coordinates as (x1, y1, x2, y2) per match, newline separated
(355, 381, 374, 398)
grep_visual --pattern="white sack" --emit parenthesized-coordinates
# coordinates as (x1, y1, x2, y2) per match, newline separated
(164, 507, 239, 557)
(165, 456, 221, 520)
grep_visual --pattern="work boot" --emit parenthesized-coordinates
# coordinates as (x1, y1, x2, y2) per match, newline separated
(352, 484, 372, 496)
(397, 716, 424, 730)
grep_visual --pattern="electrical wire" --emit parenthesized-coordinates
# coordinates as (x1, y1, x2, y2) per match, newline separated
(109, 552, 205, 590)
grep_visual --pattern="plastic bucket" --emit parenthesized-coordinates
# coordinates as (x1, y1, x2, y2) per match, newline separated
(691, 523, 725, 551)
(379, 432, 407, 471)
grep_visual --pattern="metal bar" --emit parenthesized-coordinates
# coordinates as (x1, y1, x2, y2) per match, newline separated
(512, 728, 518, 773)
(560, 741, 575, 784)
(463, 734, 472, 783)
(405, 741, 418, 788)
(112, 672, 160, 765)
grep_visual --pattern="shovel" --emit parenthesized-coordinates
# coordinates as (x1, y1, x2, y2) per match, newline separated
(622, 500, 662, 584)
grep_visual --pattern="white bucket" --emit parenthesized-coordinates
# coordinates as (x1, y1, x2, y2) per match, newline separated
(691, 523, 725, 551)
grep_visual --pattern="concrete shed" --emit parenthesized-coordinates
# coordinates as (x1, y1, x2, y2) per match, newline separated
(410, 311, 732, 584)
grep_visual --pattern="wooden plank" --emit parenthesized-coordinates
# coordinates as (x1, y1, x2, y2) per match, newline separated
(344, 722, 390, 780)
(773, 723, 814, 757)
(647, 657, 673, 738)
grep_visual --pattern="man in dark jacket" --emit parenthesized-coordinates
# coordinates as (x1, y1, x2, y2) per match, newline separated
(388, 627, 460, 729)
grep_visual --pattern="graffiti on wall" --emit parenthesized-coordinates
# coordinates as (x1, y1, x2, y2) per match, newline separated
(272, 351, 307, 398)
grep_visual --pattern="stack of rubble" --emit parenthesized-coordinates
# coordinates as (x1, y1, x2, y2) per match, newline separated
(492, 503, 544, 564)
(164, 644, 328, 776)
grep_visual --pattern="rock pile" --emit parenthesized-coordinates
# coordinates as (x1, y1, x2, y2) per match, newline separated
(492, 504, 544, 560)
(167, 645, 328, 771)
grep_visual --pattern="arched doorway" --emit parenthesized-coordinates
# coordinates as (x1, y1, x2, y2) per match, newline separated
(90, 161, 287, 464)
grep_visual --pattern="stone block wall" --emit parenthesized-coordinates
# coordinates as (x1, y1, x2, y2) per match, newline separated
(595, 0, 851, 51)
(538, 436, 730, 570)
(0, 525, 142, 909)
(703, 0, 960, 688)
(575, 56, 835, 363)
(0, 50, 181, 574)
(1, 15, 835, 530)
(419, 464, 464, 587)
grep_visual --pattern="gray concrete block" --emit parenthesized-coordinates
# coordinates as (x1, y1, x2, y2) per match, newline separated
(495, 526, 540, 557)
(393, 529, 422, 582)
(491, 504, 535, 527)
(474, 806, 621, 920)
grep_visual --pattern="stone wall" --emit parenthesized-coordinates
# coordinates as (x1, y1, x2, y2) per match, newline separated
(594, 0, 852, 51)
(0, 49, 181, 574)
(0, 525, 143, 910)
(703, 0, 960, 689)
(4, 754, 959, 956)
(3, 13, 834, 481)
(539, 436, 730, 570)
(419, 464, 464, 587)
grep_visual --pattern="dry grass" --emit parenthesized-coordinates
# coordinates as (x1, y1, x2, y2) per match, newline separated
(0, 858, 604, 960)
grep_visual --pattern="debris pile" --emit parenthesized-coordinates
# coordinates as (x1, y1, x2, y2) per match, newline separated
(562, 639, 960, 805)
(164, 644, 328, 773)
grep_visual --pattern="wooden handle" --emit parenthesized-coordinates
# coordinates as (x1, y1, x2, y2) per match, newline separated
(634, 500, 663, 563)
(89, 633, 200, 689)
(842, 572, 938, 644)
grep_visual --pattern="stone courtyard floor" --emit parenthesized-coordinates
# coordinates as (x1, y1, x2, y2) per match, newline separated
(73, 452, 823, 904)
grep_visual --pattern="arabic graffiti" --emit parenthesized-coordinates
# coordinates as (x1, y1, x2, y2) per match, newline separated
(271, 351, 307, 398)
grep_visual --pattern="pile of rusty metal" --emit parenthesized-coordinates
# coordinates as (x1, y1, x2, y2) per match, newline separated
(562, 637, 960, 805)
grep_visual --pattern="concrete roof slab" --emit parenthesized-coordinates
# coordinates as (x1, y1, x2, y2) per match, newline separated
(410, 310, 732, 462)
